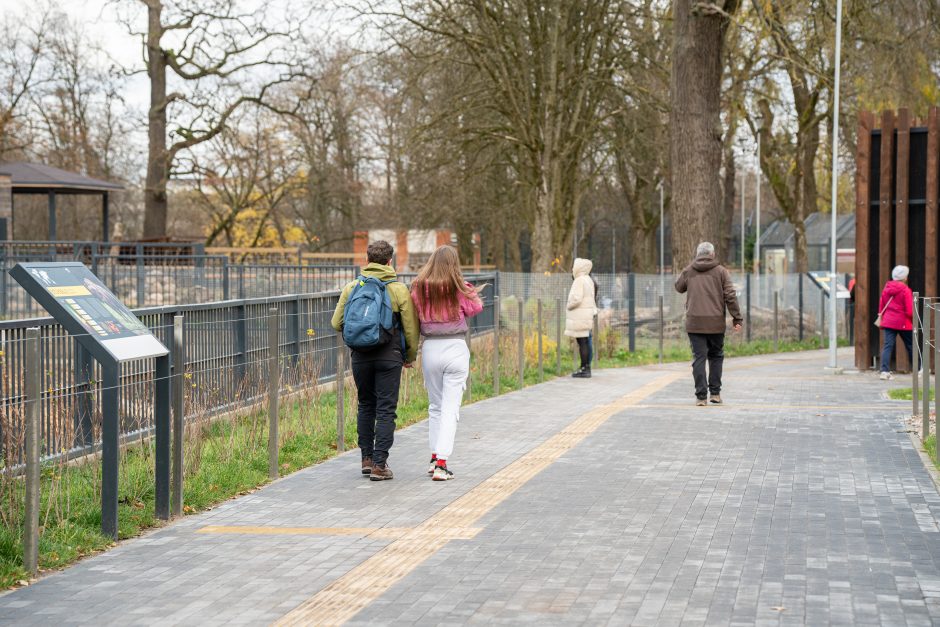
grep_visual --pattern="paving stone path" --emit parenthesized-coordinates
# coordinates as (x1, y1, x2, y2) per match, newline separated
(2, 348, 940, 626)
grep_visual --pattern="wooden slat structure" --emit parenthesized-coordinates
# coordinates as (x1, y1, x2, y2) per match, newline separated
(855, 108, 938, 371)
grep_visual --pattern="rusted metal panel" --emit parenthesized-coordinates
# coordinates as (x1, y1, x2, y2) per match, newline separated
(855, 111, 873, 369)
(896, 109, 911, 266)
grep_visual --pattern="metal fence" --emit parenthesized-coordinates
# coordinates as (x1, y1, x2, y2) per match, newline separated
(497, 271, 852, 353)
(0, 273, 498, 468)
(1, 254, 359, 316)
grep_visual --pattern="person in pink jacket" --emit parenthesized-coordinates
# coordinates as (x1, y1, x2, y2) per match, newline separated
(411, 245, 484, 481)
(879, 265, 914, 380)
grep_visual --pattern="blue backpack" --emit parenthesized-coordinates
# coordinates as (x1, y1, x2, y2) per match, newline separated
(342, 275, 397, 351)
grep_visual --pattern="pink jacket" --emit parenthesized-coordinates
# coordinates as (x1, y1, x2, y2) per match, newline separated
(879, 280, 913, 331)
(414, 282, 483, 336)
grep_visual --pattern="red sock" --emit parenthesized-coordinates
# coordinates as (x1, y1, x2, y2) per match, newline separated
(431, 454, 437, 461)
(436, 458, 447, 467)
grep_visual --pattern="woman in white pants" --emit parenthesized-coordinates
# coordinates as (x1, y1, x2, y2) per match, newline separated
(411, 246, 483, 481)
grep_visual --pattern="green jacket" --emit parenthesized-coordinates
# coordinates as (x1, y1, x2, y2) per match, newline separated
(331, 263, 419, 363)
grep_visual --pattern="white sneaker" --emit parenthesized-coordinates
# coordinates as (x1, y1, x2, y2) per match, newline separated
(432, 465, 454, 481)
(428, 458, 436, 475)
(880, 371, 894, 380)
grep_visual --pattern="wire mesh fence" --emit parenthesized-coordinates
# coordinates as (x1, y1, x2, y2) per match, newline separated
(0, 267, 854, 472)
(0, 273, 498, 469)
(497, 271, 852, 356)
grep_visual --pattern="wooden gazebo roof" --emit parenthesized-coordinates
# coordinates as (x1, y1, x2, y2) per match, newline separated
(0, 161, 123, 194)
(0, 162, 124, 241)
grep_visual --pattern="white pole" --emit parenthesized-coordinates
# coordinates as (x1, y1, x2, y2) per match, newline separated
(755, 138, 761, 308)
(659, 183, 665, 297)
(828, 0, 843, 370)
(740, 169, 746, 273)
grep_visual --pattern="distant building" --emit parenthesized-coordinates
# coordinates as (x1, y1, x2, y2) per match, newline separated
(759, 212, 855, 274)
(352, 229, 481, 271)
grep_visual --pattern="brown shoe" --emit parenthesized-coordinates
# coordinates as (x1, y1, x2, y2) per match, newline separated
(709, 395, 722, 405)
(370, 463, 393, 481)
(361, 457, 373, 475)
(696, 398, 707, 406)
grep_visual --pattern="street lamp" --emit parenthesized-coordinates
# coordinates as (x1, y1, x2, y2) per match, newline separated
(828, 0, 844, 371)
(754, 113, 763, 308)
(740, 166, 747, 274)
(658, 181, 665, 297)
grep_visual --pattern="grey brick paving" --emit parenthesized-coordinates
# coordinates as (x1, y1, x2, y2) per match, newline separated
(1, 349, 940, 625)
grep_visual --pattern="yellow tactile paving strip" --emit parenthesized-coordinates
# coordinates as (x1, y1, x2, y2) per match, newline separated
(274, 371, 683, 627)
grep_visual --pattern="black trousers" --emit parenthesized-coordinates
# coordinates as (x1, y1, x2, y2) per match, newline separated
(350, 359, 402, 465)
(688, 333, 724, 399)
(576, 334, 593, 369)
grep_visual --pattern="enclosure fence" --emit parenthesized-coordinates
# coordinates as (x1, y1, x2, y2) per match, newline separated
(0, 269, 854, 471)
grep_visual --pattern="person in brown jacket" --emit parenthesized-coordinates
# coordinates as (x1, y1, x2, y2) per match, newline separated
(675, 242, 743, 406)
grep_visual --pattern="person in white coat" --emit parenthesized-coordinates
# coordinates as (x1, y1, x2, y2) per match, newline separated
(565, 258, 598, 378)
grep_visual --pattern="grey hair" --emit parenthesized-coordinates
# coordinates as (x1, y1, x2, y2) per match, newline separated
(696, 242, 715, 257)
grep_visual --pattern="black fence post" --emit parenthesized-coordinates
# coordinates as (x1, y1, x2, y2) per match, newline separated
(799, 273, 804, 342)
(222, 258, 230, 301)
(154, 352, 171, 521)
(746, 273, 752, 343)
(101, 361, 120, 540)
(628, 273, 636, 352)
(288, 297, 301, 367)
(234, 304, 247, 386)
(136, 243, 145, 307)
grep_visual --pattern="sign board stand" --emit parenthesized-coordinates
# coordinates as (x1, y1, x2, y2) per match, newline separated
(10, 262, 171, 539)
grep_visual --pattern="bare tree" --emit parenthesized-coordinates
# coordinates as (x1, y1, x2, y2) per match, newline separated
(117, 0, 309, 239)
(363, 0, 626, 271)
(0, 8, 55, 158)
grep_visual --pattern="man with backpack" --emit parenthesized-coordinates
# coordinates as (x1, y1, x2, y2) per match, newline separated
(331, 240, 419, 480)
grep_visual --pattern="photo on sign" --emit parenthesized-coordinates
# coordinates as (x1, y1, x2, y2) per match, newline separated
(28, 266, 150, 340)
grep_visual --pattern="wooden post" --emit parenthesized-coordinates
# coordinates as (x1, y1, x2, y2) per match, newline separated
(923, 303, 931, 439)
(914, 294, 920, 420)
(658, 295, 664, 363)
(896, 108, 911, 266)
(880, 110, 896, 371)
(336, 334, 345, 453)
(518, 299, 524, 388)
(773, 291, 779, 352)
(268, 308, 279, 480)
(493, 296, 500, 395)
(464, 328, 472, 402)
(537, 299, 544, 381)
(24, 328, 40, 576)
(934, 305, 939, 443)
(593, 312, 600, 367)
(556, 297, 563, 373)
(927, 108, 939, 373)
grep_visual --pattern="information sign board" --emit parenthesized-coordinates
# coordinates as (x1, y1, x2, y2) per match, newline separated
(807, 271, 850, 299)
(9, 262, 168, 361)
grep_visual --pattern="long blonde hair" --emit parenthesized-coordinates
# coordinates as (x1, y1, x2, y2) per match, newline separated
(411, 245, 477, 321)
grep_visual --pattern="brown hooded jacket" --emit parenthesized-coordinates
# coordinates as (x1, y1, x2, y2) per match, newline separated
(674, 255, 743, 334)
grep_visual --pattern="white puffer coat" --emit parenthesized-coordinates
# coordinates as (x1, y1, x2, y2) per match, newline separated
(564, 258, 597, 338)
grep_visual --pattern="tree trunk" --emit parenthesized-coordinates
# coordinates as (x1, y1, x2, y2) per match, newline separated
(531, 186, 555, 271)
(630, 222, 657, 273)
(669, 0, 736, 264)
(793, 220, 809, 274)
(143, 1, 168, 240)
(795, 121, 819, 273)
